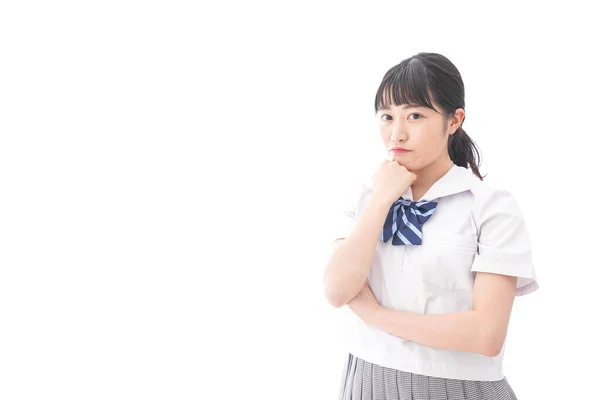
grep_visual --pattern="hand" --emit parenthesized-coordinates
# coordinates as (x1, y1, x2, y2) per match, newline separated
(370, 159, 417, 206)
(347, 281, 382, 326)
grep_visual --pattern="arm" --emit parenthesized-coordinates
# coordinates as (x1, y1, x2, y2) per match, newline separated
(323, 194, 391, 308)
(363, 272, 517, 357)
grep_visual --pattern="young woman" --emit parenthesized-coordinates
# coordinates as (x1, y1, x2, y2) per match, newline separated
(323, 52, 539, 400)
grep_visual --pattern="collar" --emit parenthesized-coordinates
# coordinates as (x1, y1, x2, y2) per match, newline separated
(402, 164, 478, 202)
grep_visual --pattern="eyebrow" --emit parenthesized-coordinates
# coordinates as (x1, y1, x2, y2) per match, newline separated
(379, 104, 427, 111)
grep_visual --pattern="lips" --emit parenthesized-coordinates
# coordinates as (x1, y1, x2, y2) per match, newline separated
(390, 148, 410, 152)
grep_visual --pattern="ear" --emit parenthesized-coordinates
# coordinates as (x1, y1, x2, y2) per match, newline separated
(448, 108, 465, 135)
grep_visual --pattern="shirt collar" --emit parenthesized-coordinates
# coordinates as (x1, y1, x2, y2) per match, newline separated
(402, 164, 478, 202)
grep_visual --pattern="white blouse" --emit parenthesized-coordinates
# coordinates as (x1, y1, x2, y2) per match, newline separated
(331, 164, 539, 381)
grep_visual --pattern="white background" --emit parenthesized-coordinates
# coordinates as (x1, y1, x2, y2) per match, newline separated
(1, 1, 598, 399)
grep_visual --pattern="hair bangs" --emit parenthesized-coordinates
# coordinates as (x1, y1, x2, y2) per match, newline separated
(374, 60, 436, 113)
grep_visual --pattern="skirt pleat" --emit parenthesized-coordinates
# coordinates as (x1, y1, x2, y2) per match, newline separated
(338, 353, 519, 400)
(383, 364, 399, 400)
(372, 360, 387, 400)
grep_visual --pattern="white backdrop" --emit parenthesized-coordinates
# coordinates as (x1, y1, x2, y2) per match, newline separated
(1, 1, 598, 399)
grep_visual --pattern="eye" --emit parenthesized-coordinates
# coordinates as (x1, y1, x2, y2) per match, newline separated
(408, 113, 423, 120)
(381, 114, 392, 121)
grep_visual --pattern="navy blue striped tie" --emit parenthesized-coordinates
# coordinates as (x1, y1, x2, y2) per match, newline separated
(380, 197, 438, 245)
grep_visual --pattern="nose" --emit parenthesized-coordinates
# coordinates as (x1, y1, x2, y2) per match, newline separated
(390, 121, 408, 142)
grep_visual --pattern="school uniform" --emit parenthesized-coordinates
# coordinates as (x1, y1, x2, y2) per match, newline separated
(332, 164, 539, 400)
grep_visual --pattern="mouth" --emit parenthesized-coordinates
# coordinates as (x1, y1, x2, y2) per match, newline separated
(390, 148, 410, 153)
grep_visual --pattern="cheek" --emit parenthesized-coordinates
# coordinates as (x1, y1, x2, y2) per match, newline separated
(379, 128, 390, 143)
(417, 129, 444, 149)
(413, 131, 446, 160)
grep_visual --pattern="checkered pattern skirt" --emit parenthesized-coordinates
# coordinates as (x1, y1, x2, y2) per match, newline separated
(339, 353, 518, 400)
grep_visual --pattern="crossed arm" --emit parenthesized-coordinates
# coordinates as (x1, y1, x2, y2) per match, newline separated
(347, 271, 518, 357)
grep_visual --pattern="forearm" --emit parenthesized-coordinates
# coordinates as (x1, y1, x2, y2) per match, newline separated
(323, 194, 390, 307)
(370, 307, 499, 357)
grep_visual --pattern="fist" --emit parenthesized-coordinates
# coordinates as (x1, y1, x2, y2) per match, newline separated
(371, 160, 416, 206)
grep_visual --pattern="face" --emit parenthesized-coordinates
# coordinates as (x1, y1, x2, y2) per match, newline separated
(377, 100, 464, 171)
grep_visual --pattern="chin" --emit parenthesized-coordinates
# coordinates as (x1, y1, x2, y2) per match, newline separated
(390, 156, 411, 168)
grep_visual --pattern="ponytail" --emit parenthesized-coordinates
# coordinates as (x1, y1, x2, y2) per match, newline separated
(448, 126, 485, 180)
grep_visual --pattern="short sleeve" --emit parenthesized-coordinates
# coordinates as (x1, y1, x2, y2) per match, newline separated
(470, 188, 539, 296)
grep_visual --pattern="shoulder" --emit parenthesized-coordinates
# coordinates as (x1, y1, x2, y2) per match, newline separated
(468, 176, 526, 224)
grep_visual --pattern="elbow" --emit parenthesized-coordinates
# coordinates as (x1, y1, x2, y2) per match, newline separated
(323, 275, 356, 308)
(323, 284, 349, 308)
(322, 258, 363, 308)
(322, 267, 349, 308)
(474, 314, 507, 357)
(327, 296, 346, 309)
(479, 333, 506, 358)
(480, 344, 502, 358)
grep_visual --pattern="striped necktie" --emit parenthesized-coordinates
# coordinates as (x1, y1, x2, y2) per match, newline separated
(380, 197, 438, 245)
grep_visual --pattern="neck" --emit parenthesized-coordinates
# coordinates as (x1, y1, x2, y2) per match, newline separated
(411, 155, 454, 201)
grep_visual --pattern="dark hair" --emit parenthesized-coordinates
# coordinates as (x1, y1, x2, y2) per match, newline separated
(374, 52, 484, 180)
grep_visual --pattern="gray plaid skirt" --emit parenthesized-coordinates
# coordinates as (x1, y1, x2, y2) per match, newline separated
(339, 353, 518, 400)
